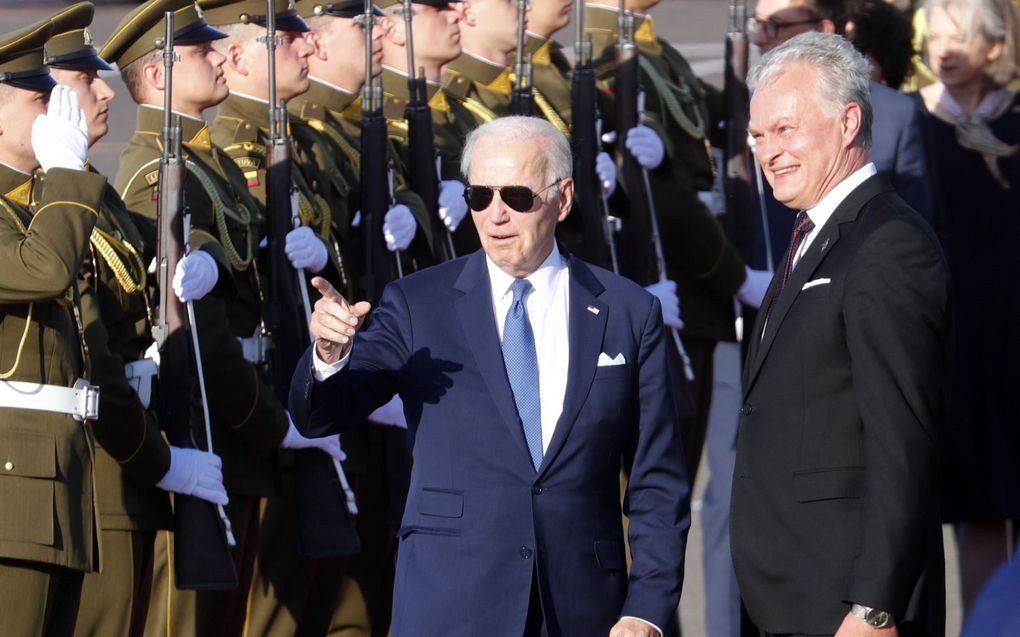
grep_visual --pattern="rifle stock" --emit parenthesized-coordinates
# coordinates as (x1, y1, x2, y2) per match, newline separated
(262, 1, 359, 558)
(152, 11, 237, 590)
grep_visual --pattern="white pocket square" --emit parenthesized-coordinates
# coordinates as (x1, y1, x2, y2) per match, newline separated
(801, 278, 831, 290)
(597, 352, 626, 367)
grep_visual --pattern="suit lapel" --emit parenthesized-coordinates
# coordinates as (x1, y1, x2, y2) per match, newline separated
(538, 257, 607, 478)
(744, 174, 891, 396)
(454, 251, 534, 465)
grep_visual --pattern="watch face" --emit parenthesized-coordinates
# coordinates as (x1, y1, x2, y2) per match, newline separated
(867, 610, 892, 627)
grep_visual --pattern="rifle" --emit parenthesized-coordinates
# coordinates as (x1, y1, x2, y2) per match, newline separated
(568, 2, 616, 271)
(509, 0, 536, 116)
(360, 0, 399, 306)
(151, 11, 238, 590)
(723, 0, 773, 344)
(261, 0, 359, 557)
(397, 0, 454, 262)
(613, 4, 695, 382)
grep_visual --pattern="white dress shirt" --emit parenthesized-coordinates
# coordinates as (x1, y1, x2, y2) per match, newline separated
(485, 243, 571, 454)
(793, 163, 878, 268)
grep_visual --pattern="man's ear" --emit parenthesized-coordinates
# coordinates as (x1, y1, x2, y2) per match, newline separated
(842, 101, 863, 146)
(556, 177, 574, 222)
(460, 0, 478, 27)
(381, 16, 405, 46)
(305, 31, 327, 62)
(141, 59, 164, 91)
(819, 18, 837, 34)
(223, 40, 248, 76)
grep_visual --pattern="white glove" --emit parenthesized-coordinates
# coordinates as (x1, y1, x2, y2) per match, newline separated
(595, 151, 617, 197)
(645, 280, 684, 330)
(625, 125, 665, 170)
(285, 226, 329, 273)
(736, 266, 773, 309)
(32, 85, 89, 172)
(438, 179, 468, 232)
(281, 414, 347, 462)
(351, 210, 361, 227)
(383, 204, 417, 252)
(156, 447, 229, 505)
(172, 250, 219, 303)
(368, 395, 407, 429)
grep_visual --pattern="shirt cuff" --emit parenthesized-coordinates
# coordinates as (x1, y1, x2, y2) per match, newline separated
(620, 616, 663, 637)
(311, 346, 349, 382)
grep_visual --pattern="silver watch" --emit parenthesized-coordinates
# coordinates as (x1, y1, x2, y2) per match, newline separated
(851, 603, 894, 628)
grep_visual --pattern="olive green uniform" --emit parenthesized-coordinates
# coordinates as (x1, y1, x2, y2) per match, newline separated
(441, 51, 513, 126)
(587, 5, 745, 476)
(211, 91, 365, 637)
(516, 34, 573, 136)
(0, 163, 106, 637)
(73, 169, 174, 637)
(117, 107, 289, 637)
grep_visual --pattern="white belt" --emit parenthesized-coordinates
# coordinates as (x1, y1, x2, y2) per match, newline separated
(124, 358, 158, 409)
(0, 378, 100, 421)
(238, 329, 270, 365)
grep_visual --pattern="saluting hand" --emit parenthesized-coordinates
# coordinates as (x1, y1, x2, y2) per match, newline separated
(309, 277, 371, 364)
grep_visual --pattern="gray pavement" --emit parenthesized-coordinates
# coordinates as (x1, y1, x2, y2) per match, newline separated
(0, 3, 964, 635)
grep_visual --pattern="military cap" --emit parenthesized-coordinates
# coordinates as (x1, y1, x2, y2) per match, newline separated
(45, 3, 113, 71)
(374, 0, 461, 9)
(199, 0, 310, 32)
(295, 0, 383, 19)
(100, 0, 227, 68)
(0, 18, 57, 92)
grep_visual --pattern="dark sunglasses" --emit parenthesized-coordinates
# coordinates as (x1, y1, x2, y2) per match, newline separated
(463, 179, 562, 213)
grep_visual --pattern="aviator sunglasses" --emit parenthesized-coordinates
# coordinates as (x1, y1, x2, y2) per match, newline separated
(463, 179, 562, 213)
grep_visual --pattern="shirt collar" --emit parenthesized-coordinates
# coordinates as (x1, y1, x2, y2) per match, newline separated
(805, 162, 878, 231)
(486, 242, 566, 304)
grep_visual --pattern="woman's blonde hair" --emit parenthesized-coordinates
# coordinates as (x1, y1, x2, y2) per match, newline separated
(925, 0, 1019, 87)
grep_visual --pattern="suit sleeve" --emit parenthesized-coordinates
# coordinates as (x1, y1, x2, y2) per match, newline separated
(843, 218, 949, 614)
(620, 293, 692, 629)
(294, 281, 411, 438)
(891, 100, 934, 223)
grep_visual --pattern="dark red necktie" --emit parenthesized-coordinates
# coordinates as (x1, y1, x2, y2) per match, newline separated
(766, 211, 815, 320)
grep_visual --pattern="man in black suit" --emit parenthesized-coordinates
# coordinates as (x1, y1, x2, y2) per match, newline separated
(731, 32, 949, 637)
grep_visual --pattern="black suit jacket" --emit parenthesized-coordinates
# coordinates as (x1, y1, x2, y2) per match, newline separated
(730, 174, 949, 635)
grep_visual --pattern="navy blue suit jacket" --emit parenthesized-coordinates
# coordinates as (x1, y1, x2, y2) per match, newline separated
(764, 82, 933, 267)
(290, 250, 691, 636)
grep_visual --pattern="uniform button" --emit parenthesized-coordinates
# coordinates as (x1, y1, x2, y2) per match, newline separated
(740, 403, 754, 416)
(4, 461, 12, 471)
(532, 485, 543, 495)
(519, 546, 532, 559)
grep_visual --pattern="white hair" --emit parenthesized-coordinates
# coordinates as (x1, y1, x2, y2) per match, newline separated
(924, 0, 1019, 87)
(748, 31, 874, 148)
(461, 116, 572, 184)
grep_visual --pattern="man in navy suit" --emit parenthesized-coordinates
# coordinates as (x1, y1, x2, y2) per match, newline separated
(289, 116, 690, 636)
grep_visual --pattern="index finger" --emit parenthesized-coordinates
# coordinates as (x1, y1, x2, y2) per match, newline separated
(310, 276, 345, 305)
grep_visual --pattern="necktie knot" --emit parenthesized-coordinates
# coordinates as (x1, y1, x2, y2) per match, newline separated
(510, 278, 532, 305)
(794, 211, 815, 236)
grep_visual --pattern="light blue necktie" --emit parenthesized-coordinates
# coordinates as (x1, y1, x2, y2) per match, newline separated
(502, 279, 543, 470)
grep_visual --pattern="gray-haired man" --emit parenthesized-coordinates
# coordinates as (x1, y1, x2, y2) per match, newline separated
(730, 32, 949, 637)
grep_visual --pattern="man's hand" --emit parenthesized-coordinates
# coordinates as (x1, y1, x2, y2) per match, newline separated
(625, 125, 666, 170)
(438, 179, 468, 231)
(596, 151, 618, 197)
(383, 204, 417, 252)
(609, 617, 659, 637)
(32, 85, 89, 172)
(736, 266, 773, 309)
(309, 276, 371, 363)
(285, 226, 329, 273)
(173, 250, 219, 302)
(835, 611, 898, 637)
(645, 280, 684, 329)
(156, 447, 229, 506)
(280, 413, 347, 462)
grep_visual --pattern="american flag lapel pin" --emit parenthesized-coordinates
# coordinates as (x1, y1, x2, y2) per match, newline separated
(587, 305, 600, 315)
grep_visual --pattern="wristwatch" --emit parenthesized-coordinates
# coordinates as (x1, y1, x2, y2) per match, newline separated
(850, 603, 895, 628)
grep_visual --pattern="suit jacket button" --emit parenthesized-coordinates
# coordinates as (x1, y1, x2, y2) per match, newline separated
(740, 403, 754, 416)
(519, 546, 533, 559)
(532, 485, 543, 495)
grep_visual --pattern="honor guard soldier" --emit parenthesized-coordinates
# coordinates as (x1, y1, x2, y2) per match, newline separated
(196, 1, 362, 634)
(439, 0, 520, 124)
(586, 0, 772, 479)
(0, 17, 106, 637)
(42, 5, 228, 637)
(102, 1, 342, 635)
(515, 0, 577, 132)
(376, 0, 477, 252)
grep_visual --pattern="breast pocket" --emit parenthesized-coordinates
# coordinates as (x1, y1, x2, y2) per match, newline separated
(0, 430, 56, 545)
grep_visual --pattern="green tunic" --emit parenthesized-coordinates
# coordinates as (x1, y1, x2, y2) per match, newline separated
(441, 51, 513, 126)
(0, 164, 105, 571)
